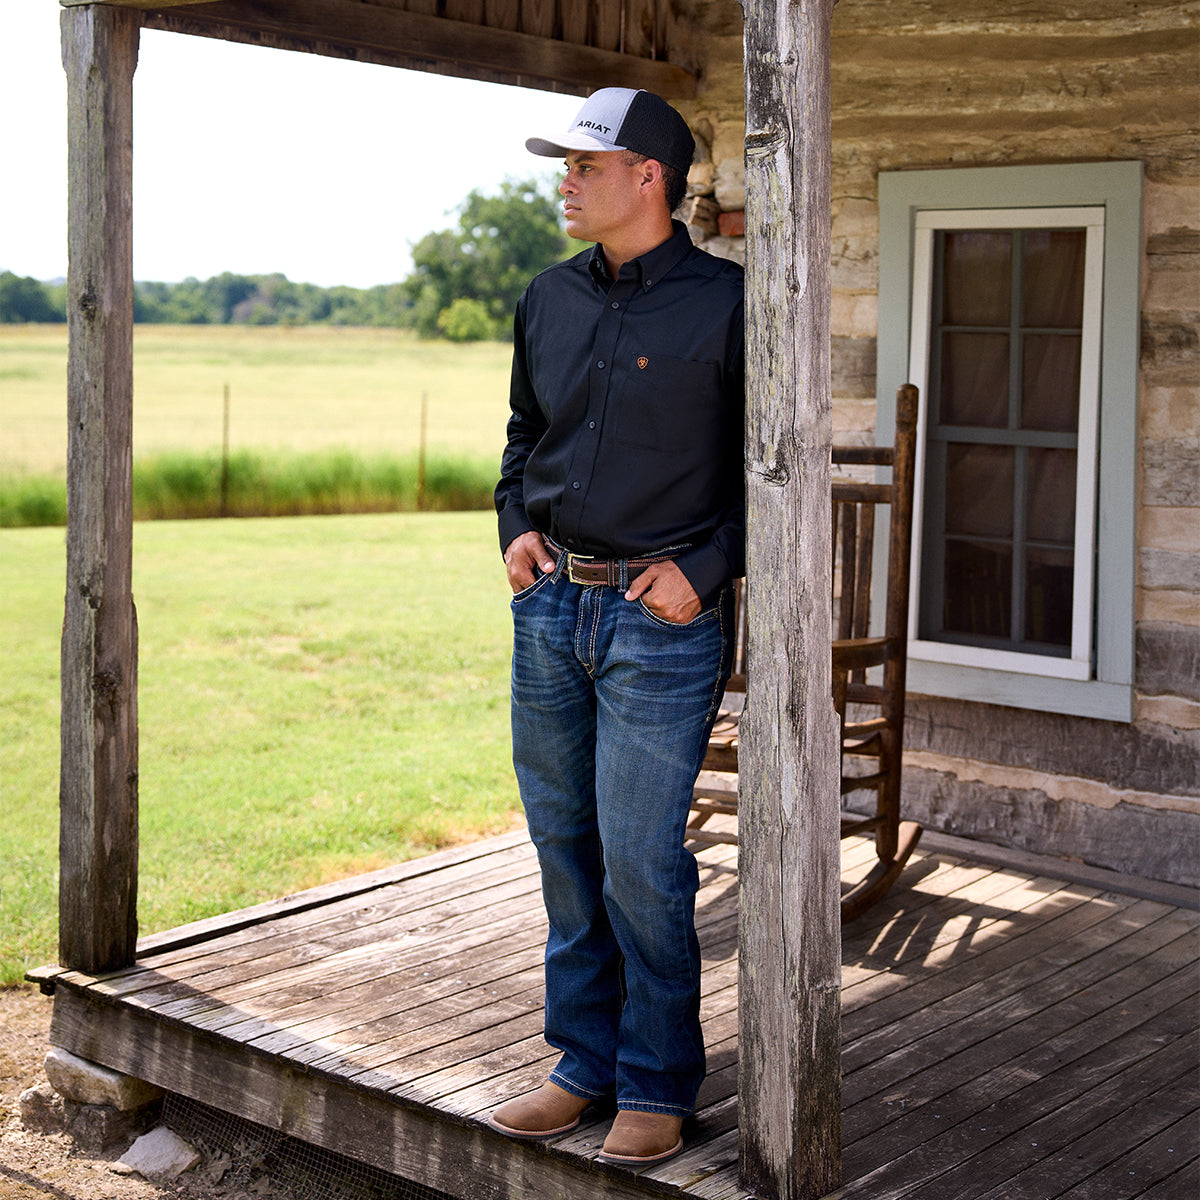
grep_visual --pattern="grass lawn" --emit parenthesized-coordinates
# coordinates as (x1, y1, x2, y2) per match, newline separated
(0, 324, 514, 476)
(0, 511, 520, 986)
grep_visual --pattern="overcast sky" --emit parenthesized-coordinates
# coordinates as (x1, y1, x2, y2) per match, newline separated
(1, 4, 580, 288)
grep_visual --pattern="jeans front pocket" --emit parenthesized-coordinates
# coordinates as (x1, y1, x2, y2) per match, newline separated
(511, 569, 555, 605)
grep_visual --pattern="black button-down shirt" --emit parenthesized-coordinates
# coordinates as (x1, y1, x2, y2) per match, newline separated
(495, 221, 744, 606)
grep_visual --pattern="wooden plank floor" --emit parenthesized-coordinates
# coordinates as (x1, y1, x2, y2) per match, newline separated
(36, 824, 1198, 1200)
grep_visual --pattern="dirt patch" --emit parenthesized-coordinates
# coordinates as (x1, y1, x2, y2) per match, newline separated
(0, 987, 299, 1200)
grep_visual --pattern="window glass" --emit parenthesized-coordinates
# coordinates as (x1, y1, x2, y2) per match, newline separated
(941, 332, 1009, 426)
(943, 231, 1012, 325)
(1026, 447, 1077, 544)
(1025, 546, 1074, 647)
(1022, 230, 1086, 328)
(945, 444, 1014, 538)
(1021, 333, 1081, 432)
(943, 540, 1012, 639)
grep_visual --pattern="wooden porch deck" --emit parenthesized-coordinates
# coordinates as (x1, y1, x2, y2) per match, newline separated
(33, 819, 1198, 1200)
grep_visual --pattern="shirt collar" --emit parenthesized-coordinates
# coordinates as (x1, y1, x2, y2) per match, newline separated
(587, 220, 694, 293)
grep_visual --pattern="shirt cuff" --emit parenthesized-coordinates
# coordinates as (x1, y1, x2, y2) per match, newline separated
(497, 506, 534, 557)
(673, 545, 733, 610)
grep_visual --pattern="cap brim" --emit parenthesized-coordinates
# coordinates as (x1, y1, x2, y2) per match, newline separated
(525, 131, 627, 158)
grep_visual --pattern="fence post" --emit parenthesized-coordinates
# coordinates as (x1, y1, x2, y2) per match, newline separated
(221, 382, 231, 516)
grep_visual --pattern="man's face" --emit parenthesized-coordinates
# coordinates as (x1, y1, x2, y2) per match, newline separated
(559, 150, 646, 244)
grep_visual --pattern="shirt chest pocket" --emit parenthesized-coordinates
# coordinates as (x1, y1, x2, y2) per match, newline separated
(608, 354, 725, 456)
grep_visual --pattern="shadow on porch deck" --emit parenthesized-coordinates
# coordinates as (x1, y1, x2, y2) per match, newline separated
(32, 822, 1198, 1200)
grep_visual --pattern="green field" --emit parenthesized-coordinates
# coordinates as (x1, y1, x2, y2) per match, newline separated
(0, 324, 514, 476)
(0, 511, 518, 986)
(1, 327, 523, 984)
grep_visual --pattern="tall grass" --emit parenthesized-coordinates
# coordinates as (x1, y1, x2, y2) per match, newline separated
(0, 512, 519, 986)
(1, 449, 498, 527)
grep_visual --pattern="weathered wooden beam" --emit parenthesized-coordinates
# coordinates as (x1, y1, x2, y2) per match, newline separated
(59, 0, 208, 7)
(60, 3, 140, 976)
(140, 0, 698, 98)
(740, 0, 842, 1196)
(59, 0, 210, 7)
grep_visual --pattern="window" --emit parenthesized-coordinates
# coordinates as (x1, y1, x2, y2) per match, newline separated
(877, 164, 1142, 720)
(911, 209, 1103, 678)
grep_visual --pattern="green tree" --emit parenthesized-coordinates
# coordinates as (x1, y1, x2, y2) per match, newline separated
(437, 297, 494, 342)
(0, 273, 63, 323)
(403, 177, 566, 339)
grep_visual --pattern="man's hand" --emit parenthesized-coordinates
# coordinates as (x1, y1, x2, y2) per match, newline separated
(625, 560, 702, 625)
(504, 531, 556, 593)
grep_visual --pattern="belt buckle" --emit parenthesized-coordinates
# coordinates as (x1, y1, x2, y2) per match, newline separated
(566, 553, 594, 586)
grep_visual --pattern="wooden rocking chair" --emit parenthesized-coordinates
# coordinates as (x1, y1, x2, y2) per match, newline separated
(688, 384, 922, 922)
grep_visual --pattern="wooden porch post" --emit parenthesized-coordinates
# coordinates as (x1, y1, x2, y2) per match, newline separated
(739, 0, 841, 1197)
(59, 4, 141, 975)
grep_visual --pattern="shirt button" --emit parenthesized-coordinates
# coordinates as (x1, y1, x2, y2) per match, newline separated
(596, 360, 605, 369)
(588, 421, 596, 429)
(572, 481, 581, 490)
(610, 301, 620, 309)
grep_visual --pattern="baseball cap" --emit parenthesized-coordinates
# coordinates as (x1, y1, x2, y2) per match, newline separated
(526, 87, 696, 176)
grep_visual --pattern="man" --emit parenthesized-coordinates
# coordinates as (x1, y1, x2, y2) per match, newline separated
(489, 87, 744, 1166)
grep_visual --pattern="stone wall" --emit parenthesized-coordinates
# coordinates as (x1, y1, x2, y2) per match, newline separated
(677, 0, 1200, 883)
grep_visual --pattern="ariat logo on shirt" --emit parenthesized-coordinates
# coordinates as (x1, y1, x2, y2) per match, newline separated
(637, 356, 649, 369)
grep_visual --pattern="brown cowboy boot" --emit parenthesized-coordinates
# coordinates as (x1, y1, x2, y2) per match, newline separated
(488, 1081, 593, 1138)
(597, 1110, 684, 1164)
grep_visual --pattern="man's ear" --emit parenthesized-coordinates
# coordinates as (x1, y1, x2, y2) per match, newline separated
(638, 158, 665, 195)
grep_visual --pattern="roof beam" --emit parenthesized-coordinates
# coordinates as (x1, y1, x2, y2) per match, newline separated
(60, 0, 216, 8)
(74, 0, 697, 97)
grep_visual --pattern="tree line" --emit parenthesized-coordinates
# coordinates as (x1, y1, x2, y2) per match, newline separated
(0, 176, 566, 342)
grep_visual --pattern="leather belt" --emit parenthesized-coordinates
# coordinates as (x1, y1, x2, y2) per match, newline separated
(566, 554, 670, 587)
(545, 539, 673, 588)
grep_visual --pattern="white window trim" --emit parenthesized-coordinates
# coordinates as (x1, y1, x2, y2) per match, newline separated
(907, 206, 1105, 682)
(876, 163, 1143, 722)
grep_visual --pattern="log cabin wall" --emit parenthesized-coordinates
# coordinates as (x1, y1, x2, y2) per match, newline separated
(676, 0, 1199, 886)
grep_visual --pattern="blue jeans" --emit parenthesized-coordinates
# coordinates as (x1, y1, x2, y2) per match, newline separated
(510, 567, 733, 1117)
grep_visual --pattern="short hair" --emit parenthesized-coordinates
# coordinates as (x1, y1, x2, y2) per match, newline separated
(622, 151, 689, 215)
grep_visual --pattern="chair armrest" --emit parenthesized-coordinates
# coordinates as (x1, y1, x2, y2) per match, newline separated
(831, 636, 889, 672)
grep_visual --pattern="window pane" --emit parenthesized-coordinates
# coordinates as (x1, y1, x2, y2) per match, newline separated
(1026, 448, 1077, 544)
(943, 231, 1012, 325)
(1022, 229, 1085, 328)
(944, 539, 1012, 639)
(1025, 546, 1074, 648)
(946, 444, 1014, 538)
(1022, 333, 1081, 432)
(941, 332, 1010, 427)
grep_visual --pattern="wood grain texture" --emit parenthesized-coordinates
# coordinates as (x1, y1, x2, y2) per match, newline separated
(140, 1, 698, 97)
(41, 832, 1197, 1199)
(740, 0, 842, 1195)
(59, 2, 141, 977)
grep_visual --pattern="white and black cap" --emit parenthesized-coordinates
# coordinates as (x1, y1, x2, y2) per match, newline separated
(526, 87, 695, 176)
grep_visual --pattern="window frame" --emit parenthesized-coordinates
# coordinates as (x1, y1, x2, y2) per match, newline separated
(876, 163, 1142, 721)
(909, 206, 1104, 679)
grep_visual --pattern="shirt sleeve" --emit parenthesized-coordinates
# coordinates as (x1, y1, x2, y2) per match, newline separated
(671, 295, 746, 607)
(494, 294, 544, 556)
